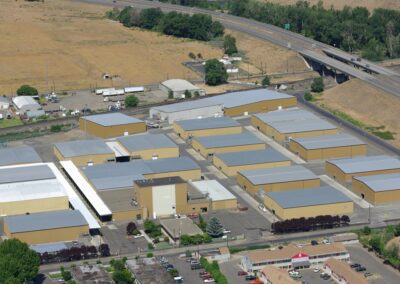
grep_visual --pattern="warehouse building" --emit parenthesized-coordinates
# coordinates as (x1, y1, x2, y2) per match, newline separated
(188, 180, 237, 210)
(237, 165, 320, 196)
(324, 258, 368, 284)
(213, 149, 291, 177)
(12, 96, 42, 113)
(79, 113, 146, 138)
(116, 133, 179, 160)
(0, 146, 42, 166)
(263, 186, 353, 220)
(3, 210, 89, 244)
(352, 173, 400, 204)
(192, 132, 265, 158)
(0, 164, 69, 216)
(204, 89, 297, 117)
(54, 139, 115, 166)
(259, 266, 297, 284)
(173, 116, 242, 140)
(326, 155, 400, 184)
(160, 79, 205, 98)
(289, 133, 367, 161)
(150, 100, 223, 124)
(251, 108, 337, 143)
(241, 243, 349, 272)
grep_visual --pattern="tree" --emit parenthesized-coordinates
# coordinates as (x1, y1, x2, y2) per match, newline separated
(262, 75, 271, 87)
(311, 77, 324, 92)
(126, 222, 138, 235)
(112, 270, 133, 284)
(304, 92, 313, 101)
(60, 267, 72, 281)
(17, 84, 38, 96)
(139, 8, 163, 29)
(184, 90, 192, 98)
(362, 226, 372, 235)
(194, 91, 200, 97)
(206, 217, 223, 238)
(0, 239, 40, 283)
(99, 244, 110, 257)
(204, 59, 228, 86)
(223, 35, 238, 55)
(125, 95, 139, 108)
(197, 53, 203, 59)
(362, 38, 386, 61)
(168, 90, 174, 99)
(188, 52, 196, 60)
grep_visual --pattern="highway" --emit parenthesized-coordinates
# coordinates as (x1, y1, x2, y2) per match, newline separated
(80, 0, 400, 98)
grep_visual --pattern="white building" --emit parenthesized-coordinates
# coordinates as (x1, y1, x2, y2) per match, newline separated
(160, 79, 205, 98)
(12, 96, 42, 113)
(0, 96, 10, 110)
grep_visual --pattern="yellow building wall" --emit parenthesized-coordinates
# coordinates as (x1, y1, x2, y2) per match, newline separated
(112, 208, 144, 221)
(125, 147, 179, 160)
(212, 199, 237, 210)
(185, 201, 210, 213)
(0, 196, 69, 216)
(79, 118, 147, 138)
(263, 196, 353, 220)
(173, 123, 242, 140)
(54, 146, 115, 166)
(5, 224, 89, 245)
(192, 139, 266, 157)
(223, 97, 297, 117)
(351, 178, 400, 204)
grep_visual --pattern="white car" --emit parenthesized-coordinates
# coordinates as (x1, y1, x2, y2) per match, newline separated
(313, 268, 320, 273)
(223, 229, 231, 234)
(204, 279, 215, 283)
(258, 204, 267, 212)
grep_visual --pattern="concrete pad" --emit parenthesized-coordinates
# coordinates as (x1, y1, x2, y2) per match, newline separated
(186, 148, 206, 161)
(319, 175, 371, 209)
(244, 125, 306, 164)
(167, 133, 185, 144)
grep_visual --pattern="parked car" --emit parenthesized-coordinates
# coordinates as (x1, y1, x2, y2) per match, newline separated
(364, 272, 373, 277)
(204, 279, 215, 283)
(313, 268, 320, 273)
(355, 266, 366, 272)
(311, 240, 318, 246)
(191, 263, 202, 270)
(237, 271, 248, 276)
(245, 275, 257, 281)
(350, 263, 361, 268)
(199, 271, 210, 277)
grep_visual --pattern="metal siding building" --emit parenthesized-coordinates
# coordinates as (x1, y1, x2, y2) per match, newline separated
(213, 148, 291, 176)
(12, 96, 41, 113)
(173, 116, 242, 139)
(160, 79, 204, 98)
(237, 165, 320, 196)
(352, 173, 400, 204)
(289, 133, 367, 161)
(192, 132, 266, 157)
(0, 146, 42, 166)
(326, 155, 400, 183)
(264, 186, 353, 219)
(3, 210, 89, 244)
(79, 113, 146, 138)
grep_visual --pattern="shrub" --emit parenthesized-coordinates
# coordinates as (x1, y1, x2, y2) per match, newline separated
(17, 85, 38, 96)
(311, 77, 324, 92)
(146, 252, 154, 257)
(304, 92, 313, 101)
(223, 35, 238, 55)
(168, 90, 174, 99)
(184, 90, 192, 98)
(125, 95, 139, 108)
(205, 59, 228, 86)
(261, 75, 271, 87)
(50, 125, 63, 133)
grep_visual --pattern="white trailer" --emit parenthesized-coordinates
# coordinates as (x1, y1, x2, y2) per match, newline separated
(95, 88, 115, 95)
(124, 86, 145, 93)
(102, 89, 125, 97)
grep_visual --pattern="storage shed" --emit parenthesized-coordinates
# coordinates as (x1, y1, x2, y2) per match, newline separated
(12, 96, 41, 113)
(160, 79, 204, 98)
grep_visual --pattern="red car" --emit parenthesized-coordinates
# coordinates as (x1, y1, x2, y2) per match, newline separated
(237, 271, 248, 276)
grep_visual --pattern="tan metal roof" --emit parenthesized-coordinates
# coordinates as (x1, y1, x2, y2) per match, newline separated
(261, 266, 297, 284)
(325, 258, 368, 284)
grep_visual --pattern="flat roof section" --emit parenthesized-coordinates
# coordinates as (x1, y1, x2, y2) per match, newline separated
(327, 155, 400, 174)
(4, 210, 88, 233)
(291, 133, 365, 149)
(81, 113, 143, 126)
(0, 164, 55, 184)
(162, 79, 199, 92)
(265, 186, 352, 209)
(117, 134, 177, 152)
(189, 180, 236, 201)
(134, 176, 185, 187)
(254, 107, 316, 123)
(145, 156, 200, 173)
(353, 173, 400, 192)
(151, 100, 222, 113)
(160, 218, 204, 238)
(54, 140, 114, 158)
(205, 89, 293, 108)
(215, 148, 289, 167)
(175, 116, 241, 131)
(0, 146, 42, 166)
(193, 132, 264, 149)
(268, 119, 336, 134)
(239, 165, 318, 185)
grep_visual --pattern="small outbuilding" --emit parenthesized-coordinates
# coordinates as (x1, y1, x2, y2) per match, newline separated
(191, 132, 265, 157)
(79, 113, 146, 138)
(160, 79, 204, 98)
(325, 155, 400, 184)
(12, 96, 42, 113)
(289, 133, 367, 161)
(188, 180, 237, 210)
(173, 116, 242, 140)
(0, 96, 10, 110)
(237, 165, 320, 196)
(3, 210, 89, 244)
(352, 173, 400, 204)
(263, 186, 353, 220)
(213, 148, 291, 177)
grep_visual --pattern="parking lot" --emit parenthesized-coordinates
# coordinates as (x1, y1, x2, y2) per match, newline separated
(167, 255, 204, 284)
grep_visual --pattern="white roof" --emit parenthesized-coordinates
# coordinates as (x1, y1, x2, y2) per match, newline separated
(12, 96, 40, 109)
(189, 180, 236, 202)
(60, 161, 112, 218)
(162, 79, 199, 92)
(105, 141, 130, 157)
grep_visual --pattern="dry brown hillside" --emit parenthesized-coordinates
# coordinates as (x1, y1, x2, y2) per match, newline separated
(316, 79, 400, 147)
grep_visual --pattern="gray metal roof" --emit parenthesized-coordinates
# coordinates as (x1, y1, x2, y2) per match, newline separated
(215, 148, 289, 166)
(146, 157, 200, 173)
(239, 165, 318, 185)
(193, 132, 264, 148)
(54, 140, 114, 158)
(4, 210, 88, 233)
(291, 134, 365, 150)
(353, 173, 400, 192)
(151, 100, 222, 113)
(82, 113, 143, 126)
(175, 116, 241, 131)
(254, 107, 315, 123)
(117, 134, 177, 152)
(0, 146, 42, 166)
(327, 155, 400, 174)
(162, 79, 199, 92)
(0, 165, 55, 184)
(205, 89, 293, 108)
(160, 218, 204, 238)
(268, 119, 336, 134)
(265, 186, 351, 208)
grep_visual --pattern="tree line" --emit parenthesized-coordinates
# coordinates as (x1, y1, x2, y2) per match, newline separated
(108, 6, 224, 41)
(39, 244, 111, 264)
(272, 215, 350, 234)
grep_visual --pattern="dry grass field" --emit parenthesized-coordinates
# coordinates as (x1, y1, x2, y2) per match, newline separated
(316, 79, 400, 147)
(260, 0, 400, 11)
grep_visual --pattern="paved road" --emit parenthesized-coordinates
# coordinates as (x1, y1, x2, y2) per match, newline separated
(79, 0, 400, 98)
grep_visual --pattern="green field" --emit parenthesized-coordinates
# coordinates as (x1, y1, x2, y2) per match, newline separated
(0, 118, 23, 128)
